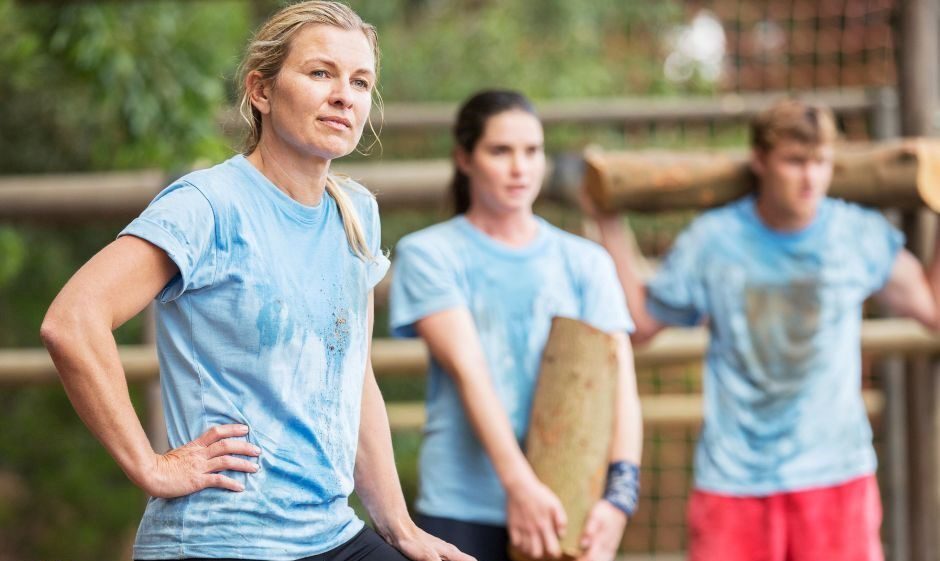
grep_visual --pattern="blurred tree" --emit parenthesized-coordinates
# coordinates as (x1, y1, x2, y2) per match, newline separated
(0, 2, 250, 560)
(0, 0, 249, 174)
(356, 0, 684, 101)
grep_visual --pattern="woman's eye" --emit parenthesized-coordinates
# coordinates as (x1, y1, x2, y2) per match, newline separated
(311, 70, 328, 78)
(353, 79, 370, 90)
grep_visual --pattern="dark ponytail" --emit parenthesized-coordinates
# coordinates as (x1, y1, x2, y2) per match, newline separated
(451, 90, 537, 215)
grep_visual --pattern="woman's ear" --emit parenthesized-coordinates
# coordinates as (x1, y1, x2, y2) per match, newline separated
(455, 146, 473, 176)
(246, 71, 272, 115)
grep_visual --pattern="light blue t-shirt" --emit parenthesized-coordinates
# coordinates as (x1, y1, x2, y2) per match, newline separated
(121, 155, 389, 560)
(647, 196, 903, 496)
(389, 216, 634, 525)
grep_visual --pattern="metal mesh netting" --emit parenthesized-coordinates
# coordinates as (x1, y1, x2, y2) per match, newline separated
(377, 0, 900, 555)
(716, 0, 896, 92)
(618, 2, 895, 551)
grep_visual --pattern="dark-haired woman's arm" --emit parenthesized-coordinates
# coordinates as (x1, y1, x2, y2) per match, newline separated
(416, 308, 568, 560)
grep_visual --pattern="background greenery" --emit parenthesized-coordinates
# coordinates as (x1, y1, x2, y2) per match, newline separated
(0, 1, 705, 559)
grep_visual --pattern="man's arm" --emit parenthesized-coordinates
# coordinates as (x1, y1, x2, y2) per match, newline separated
(593, 215, 667, 345)
(354, 293, 473, 561)
(876, 227, 940, 330)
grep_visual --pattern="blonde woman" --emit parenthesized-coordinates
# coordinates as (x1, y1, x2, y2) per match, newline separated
(40, 3, 470, 560)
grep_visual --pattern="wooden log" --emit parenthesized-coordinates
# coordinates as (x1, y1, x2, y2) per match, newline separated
(0, 161, 453, 221)
(383, 388, 883, 431)
(215, 88, 877, 131)
(0, 159, 565, 220)
(583, 139, 940, 213)
(513, 317, 620, 561)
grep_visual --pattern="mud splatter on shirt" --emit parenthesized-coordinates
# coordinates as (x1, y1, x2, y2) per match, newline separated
(647, 196, 903, 495)
(119, 155, 388, 560)
(390, 216, 634, 525)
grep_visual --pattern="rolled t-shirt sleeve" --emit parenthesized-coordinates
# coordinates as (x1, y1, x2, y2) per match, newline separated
(646, 224, 707, 327)
(118, 182, 217, 303)
(389, 238, 466, 338)
(365, 197, 391, 290)
(579, 246, 635, 334)
(855, 207, 905, 294)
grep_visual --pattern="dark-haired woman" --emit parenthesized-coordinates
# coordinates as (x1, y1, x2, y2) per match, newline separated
(389, 90, 643, 561)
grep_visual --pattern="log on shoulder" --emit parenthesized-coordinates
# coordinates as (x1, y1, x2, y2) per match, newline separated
(583, 138, 940, 213)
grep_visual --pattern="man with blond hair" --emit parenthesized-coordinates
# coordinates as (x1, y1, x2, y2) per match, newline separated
(590, 99, 940, 561)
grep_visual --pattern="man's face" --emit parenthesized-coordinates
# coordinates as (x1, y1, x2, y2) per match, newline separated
(752, 139, 835, 225)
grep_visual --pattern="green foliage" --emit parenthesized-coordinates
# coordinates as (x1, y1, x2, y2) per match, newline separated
(0, 386, 145, 561)
(356, 0, 683, 101)
(0, 227, 26, 290)
(0, 0, 249, 173)
(0, 1, 708, 559)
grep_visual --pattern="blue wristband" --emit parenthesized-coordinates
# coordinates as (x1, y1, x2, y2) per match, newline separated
(603, 461, 640, 517)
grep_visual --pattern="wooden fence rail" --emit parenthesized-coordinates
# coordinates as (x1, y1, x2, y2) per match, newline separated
(0, 87, 893, 220)
(219, 87, 883, 130)
(0, 160, 456, 220)
(2, 318, 934, 429)
(4, 319, 933, 384)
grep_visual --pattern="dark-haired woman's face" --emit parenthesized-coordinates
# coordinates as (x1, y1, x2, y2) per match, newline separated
(458, 109, 545, 216)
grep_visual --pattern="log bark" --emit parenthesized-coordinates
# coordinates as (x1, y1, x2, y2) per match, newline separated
(584, 138, 940, 213)
(511, 317, 619, 561)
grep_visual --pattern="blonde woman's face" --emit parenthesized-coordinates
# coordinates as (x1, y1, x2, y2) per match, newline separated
(460, 110, 546, 215)
(259, 24, 375, 161)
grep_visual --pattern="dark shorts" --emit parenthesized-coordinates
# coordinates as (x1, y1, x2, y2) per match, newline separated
(142, 526, 410, 561)
(415, 512, 510, 561)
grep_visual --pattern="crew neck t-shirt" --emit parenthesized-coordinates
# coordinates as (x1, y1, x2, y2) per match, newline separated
(123, 154, 389, 560)
(390, 215, 634, 524)
(646, 196, 903, 495)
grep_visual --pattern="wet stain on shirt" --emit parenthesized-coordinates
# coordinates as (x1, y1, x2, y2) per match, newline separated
(743, 279, 821, 392)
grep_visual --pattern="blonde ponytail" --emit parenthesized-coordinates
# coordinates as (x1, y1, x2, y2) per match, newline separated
(326, 175, 373, 261)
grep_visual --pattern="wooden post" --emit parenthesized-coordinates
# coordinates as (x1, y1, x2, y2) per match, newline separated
(869, 87, 901, 141)
(514, 318, 620, 561)
(901, 209, 938, 561)
(880, 214, 912, 561)
(898, 1, 939, 139)
(882, 351, 911, 561)
(898, 1, 940, 559)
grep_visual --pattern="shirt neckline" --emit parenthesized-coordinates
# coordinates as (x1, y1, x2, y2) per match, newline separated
(454, 215, 550, 259)
(740, 195, 830, 244)
(230, 154, 330, 224)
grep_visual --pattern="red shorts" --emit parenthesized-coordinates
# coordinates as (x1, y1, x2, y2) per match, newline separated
(687, 475, 883, 561)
